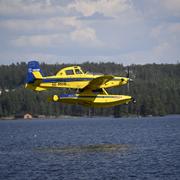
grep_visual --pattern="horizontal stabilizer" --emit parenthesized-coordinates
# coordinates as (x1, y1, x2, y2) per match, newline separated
(25, 83, 47, 91)
(32, 71, 43, 79)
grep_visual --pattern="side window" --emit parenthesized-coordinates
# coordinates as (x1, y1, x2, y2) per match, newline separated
(66, 70, 74, 75)
(75, 69, 82, 74)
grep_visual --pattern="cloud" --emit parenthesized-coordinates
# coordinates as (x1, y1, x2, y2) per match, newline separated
(151, 22, 180, 45)
(11, 27, 103, 48)
(0, 0, 67, 17)
(163, 0, 180, 16)
(0, 17, 75, 33)
(78, 12, 114, 21)
(0, 0, 179, 65)
(70, 27, 103, 46)
(68, 0, 132, 17)
(11, 34, 67, 47)
(0, 51, 63, 65)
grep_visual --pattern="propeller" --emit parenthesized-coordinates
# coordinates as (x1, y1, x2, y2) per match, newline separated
(126, 66, 131, 92)
(127, 66, 130, 78)
(127, 66, 133, 82)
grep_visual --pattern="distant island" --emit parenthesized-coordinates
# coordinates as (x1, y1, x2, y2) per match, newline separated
(0, 62, 180, 118)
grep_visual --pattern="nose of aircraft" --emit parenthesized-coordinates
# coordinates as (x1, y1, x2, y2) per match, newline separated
(120, 77, 129, 83)
(131, 97, 136, 103)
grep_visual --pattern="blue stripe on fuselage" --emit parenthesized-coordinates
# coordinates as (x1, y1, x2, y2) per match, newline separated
(42, 77, 121, 83)
(59, 94, 123, 98)
(42, 78, 93, 83)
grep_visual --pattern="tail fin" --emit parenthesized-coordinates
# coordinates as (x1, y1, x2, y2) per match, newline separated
(26, 61, 43, 83)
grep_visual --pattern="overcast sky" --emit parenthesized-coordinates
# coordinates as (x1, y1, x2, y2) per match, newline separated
(0, 0, 180, 65)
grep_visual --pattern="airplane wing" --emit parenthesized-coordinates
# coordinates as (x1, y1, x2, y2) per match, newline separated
(83, 75, 114, 90)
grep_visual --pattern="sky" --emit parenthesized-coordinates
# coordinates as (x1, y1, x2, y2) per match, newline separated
(0, 0, 180, 65)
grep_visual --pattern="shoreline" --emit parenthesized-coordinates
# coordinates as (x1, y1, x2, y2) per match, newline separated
(0, 114, 179, 120)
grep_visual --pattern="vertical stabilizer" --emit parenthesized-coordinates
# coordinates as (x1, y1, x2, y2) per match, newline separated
(26, 61, 43, 83)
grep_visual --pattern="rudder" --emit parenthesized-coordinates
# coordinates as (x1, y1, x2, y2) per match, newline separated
(26, 61, 43, 83)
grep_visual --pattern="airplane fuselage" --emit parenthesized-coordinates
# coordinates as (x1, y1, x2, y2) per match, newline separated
(26, 74, 129, 91)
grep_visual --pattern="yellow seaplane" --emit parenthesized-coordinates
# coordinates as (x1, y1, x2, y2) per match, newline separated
(25, 61, 135, 107)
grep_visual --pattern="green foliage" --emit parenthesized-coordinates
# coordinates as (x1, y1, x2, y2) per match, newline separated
(0, 62, 180, 117)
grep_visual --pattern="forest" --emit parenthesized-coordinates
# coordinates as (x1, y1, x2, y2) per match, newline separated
(0, 61, 180, 118)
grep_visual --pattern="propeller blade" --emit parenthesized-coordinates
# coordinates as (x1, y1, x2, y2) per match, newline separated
(126, 66, 130, 92)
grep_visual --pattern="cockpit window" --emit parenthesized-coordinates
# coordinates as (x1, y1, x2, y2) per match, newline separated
(92, 89, 103, 94)
(66, 70, 74, 75)
(75, 69, 82, 74)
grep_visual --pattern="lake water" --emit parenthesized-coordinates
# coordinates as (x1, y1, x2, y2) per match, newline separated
(0, 116, 180, 180)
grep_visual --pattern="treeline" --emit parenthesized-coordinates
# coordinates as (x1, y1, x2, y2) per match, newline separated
(0, 62, 180, 117)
